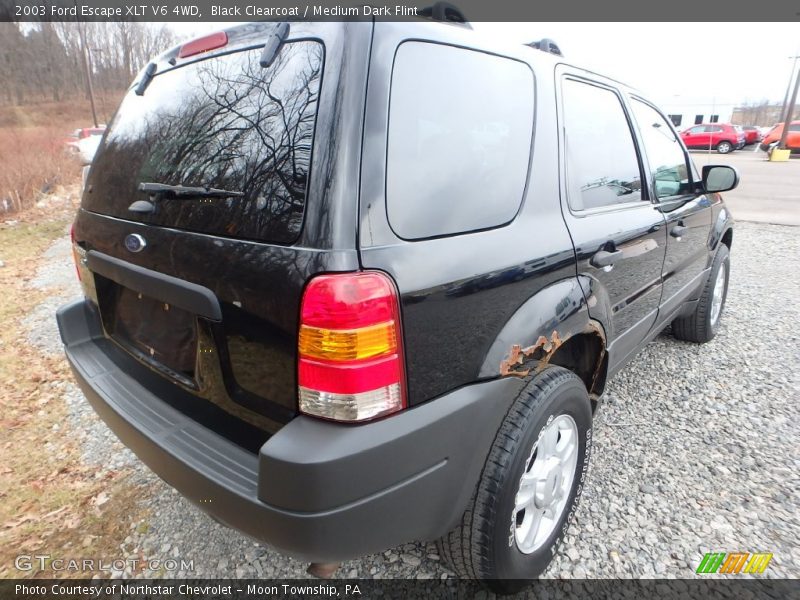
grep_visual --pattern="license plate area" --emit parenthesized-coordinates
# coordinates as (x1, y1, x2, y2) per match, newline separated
(97, 278, 198, 385)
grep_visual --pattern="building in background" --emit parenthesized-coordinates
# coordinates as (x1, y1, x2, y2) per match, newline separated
(657, 95, 736, 130)
(657, 95, 793, 129)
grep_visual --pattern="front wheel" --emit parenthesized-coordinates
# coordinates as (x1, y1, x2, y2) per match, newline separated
(437, 366, 593, 593)
(672, 244, 730, 343)
(716, 141, 733, 154)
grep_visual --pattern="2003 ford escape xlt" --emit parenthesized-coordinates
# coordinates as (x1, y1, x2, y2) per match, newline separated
(57, 13, 737, 592)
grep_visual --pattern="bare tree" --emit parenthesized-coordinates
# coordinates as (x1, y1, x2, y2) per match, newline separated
(0, 22, 177, 107)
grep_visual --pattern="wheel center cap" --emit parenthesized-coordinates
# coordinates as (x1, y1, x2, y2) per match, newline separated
(534, 465, 561, 508)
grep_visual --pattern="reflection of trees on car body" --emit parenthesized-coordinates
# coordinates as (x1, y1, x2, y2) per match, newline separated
(91, 42, 323, 244)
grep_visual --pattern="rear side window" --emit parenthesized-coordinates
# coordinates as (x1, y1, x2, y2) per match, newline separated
(386, 42, 533, 240)
(562, 79, 643, 210)
(85, 41, 323, 245)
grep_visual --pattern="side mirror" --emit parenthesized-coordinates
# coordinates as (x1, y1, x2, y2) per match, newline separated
(702, 165, 739, 193)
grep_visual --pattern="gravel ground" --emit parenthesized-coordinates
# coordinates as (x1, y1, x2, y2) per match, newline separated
(21, 233, 144, 479)
(24, 220, 799, 581)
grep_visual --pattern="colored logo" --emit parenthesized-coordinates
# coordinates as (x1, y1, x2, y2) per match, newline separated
(124, 234, 146, 253)
(696, 552, 773, 574)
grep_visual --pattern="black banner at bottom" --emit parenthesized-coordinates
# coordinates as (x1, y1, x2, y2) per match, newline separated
(0, 579, 796, 600)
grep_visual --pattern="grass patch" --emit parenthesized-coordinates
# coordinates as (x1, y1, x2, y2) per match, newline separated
(0, 95, 125, 215)
(0, 198, 147, 578)
(0, 96, 123, 130)
(0, 126, 80, 214)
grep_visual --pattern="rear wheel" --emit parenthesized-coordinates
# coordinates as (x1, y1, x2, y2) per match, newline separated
(716, 140, 733, 154)
(437, 366, 592, 593)
(672, 244, 730, 343)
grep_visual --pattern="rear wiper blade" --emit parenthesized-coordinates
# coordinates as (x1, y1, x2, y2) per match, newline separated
(137, 182, 244, 198)
(130, 182, 244, 213)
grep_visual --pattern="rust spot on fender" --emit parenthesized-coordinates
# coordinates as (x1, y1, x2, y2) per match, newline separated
(585, 319, 606, 341)
(499, 330, 565, 378)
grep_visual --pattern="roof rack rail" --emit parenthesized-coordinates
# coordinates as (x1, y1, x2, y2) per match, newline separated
(527, 38, 563, 56)
(419, 2, 472, 28)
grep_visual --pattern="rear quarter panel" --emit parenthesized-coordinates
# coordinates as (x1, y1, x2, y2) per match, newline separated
(358, 23, 579, 405)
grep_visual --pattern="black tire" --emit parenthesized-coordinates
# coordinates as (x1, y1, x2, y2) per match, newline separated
(672, 244, 730, 343)
(716, 140, 733, 154)
(437, 366, 593, 594)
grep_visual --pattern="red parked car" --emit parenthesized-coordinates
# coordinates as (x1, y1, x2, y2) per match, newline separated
(680, 123, 744, 153)
(741, 125, 763, 145)
(759, 120, 800, 154)
(63, 126, 106, 152)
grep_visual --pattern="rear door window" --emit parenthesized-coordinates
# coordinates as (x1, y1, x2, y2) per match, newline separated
(562, 79, 644, 210)
(84, 41, 324, 245)
(386, 42, 534, 240)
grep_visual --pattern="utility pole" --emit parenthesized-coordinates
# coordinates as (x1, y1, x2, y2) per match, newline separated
(778, 61, 800, 150)
(90, 47, 109, 123)
(77, 20, 99, 127)
(779, 56, 799, 117)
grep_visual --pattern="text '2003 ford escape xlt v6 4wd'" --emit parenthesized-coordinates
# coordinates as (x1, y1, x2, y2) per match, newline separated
(57, 14, 738, 592)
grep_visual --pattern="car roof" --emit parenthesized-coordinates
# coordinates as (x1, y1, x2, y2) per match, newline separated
(157, 20, 643, 101)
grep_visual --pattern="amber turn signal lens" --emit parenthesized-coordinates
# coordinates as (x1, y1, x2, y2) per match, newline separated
(298, 321, 396, 362)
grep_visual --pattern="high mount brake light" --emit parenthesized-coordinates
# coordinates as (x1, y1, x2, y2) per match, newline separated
(298, 272, 406, 422)
(178, 31, 228, 59)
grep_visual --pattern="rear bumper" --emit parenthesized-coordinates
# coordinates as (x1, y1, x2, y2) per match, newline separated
(57, 299, 523, 562)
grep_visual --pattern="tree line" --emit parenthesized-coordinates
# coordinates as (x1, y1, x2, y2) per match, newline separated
(732, 100, 790, 127)
(0, 22, 177, 106)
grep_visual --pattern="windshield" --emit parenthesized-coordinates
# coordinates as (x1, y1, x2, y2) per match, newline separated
(84, 41, 324, 245)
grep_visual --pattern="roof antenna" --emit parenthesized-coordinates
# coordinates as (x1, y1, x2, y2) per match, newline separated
(419, 2, 472, 28)
(527, 38, 563, 56)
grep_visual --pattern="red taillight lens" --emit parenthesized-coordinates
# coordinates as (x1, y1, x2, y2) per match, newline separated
(298, 272, 406, 422)
(178, 31, 228, 59)
(70, 222, 82, 282)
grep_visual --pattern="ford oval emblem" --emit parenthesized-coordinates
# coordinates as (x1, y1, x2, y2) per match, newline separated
(124, 234, 146, 253)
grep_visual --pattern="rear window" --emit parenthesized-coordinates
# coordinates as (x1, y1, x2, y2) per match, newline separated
(386, 42, 533, 240)
(84, 41, 323, 245)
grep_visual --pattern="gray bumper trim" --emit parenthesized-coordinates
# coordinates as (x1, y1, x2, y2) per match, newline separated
(57, 298, 523, 561)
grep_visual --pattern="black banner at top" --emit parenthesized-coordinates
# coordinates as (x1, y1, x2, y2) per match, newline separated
(1, 0, 799, 22)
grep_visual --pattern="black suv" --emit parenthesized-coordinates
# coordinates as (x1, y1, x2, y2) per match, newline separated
(57, 18, 737, 592)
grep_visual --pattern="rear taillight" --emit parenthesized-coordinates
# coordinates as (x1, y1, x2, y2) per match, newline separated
(70, 222, 82, 282)
(298, 272, 406, 422)
(178, 31, 228, 58)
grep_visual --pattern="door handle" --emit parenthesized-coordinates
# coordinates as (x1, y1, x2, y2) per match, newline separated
(670, 224, 688, 238)
(591, 249, 623, 268)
